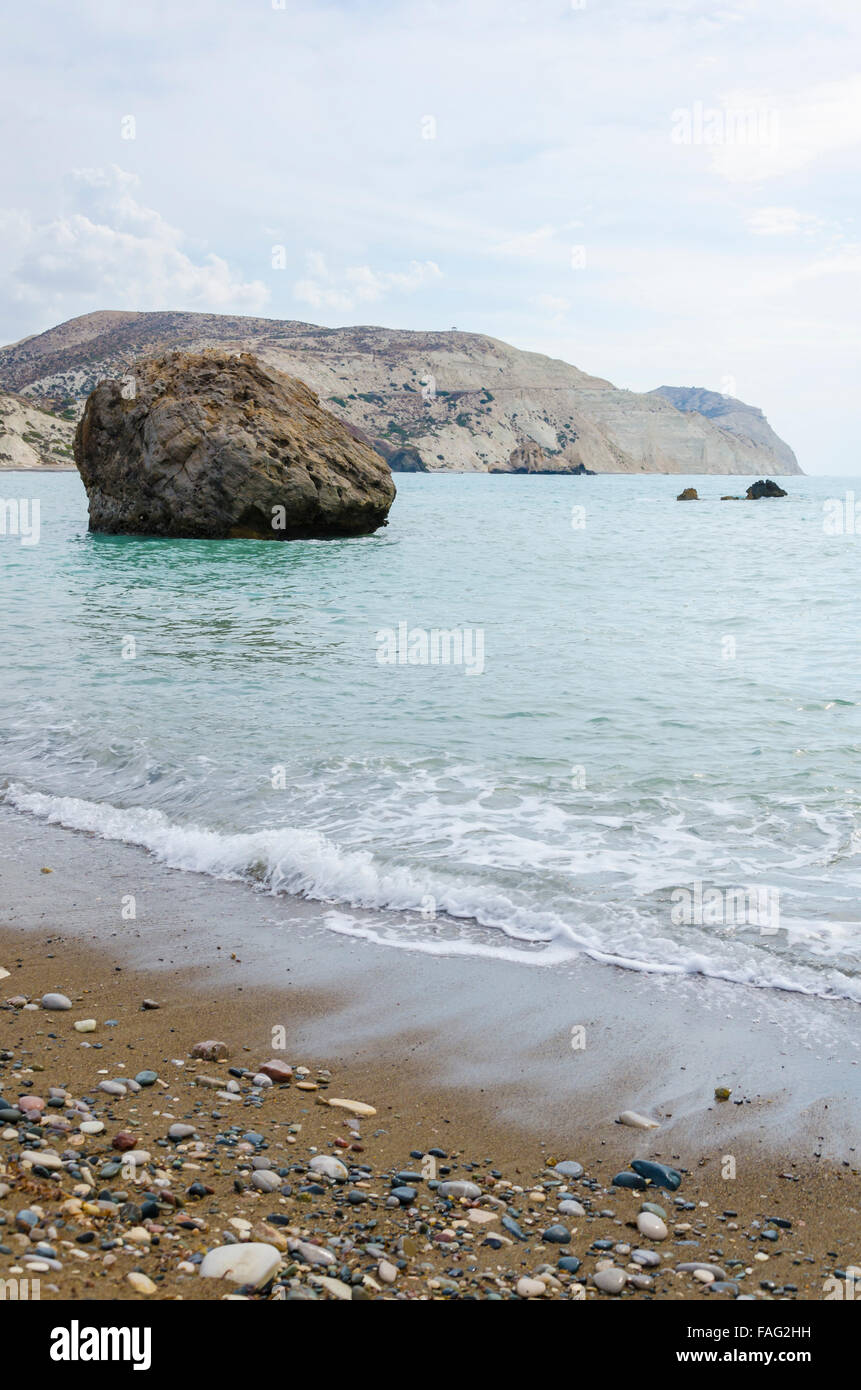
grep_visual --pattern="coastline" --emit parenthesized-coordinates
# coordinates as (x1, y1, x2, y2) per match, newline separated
(1, 802, 859, 1300)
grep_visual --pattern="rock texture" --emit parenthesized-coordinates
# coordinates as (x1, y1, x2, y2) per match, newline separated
(0, 310, 802, 476)
(0, 391, 75, 468)
(649, 385, 799, 475)
(74, 350, 396, 540)
(746, 478, 787, 499)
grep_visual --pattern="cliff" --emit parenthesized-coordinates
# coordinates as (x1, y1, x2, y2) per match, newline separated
(0, 311, 802, 476)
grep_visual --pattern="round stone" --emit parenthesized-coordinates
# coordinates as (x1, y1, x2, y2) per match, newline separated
(41, 993, 72, 1011)
(637, 1211, 668, 1241)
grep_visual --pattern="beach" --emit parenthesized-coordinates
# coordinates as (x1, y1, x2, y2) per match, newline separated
(1, 803, 859, 1301)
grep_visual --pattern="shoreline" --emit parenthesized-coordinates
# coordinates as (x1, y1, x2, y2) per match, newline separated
(1, 802, 859, 1300)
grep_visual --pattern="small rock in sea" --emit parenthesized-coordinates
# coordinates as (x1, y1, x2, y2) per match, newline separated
(637, 1211, 668, 1241)
(74, 1019, 97, 1033)
(191, 1040, 229, 1061)
(714, 1086, 731, 1101)
(199, 1242, 282, 1288)
(618, 1110, 660, 1130)
(135, 1070, 158, 1087)
(438, 1180, 481, 1200)
(309, 1155, 348, 1181)
(542, 1224, 571, 1244)
(551, 1160, 584, 1180)
(746, 478, 787, 499)
(41, 993, 72, 1011)
(127, 1271, 157, 1295)
(631, 1159, 682, 1191)
(594, 1267, 627, 1294)
(326, 1097, 377, 1117)
(676, 487, 699, 501)
(516, 1276, 546, 1298)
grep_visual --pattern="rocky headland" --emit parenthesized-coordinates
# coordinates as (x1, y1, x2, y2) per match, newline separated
(0, 310, 802, 477)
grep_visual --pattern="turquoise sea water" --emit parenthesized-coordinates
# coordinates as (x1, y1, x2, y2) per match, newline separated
(2, 469, 860, 1000)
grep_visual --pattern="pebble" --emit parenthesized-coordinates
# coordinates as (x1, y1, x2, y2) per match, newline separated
(558, 1199, 586, 1217)
(191, 1040, 230, 1061)
(135, 1070, 158, 1087)
(257, 1059, 293, 1083)
(309, 1155, 348, 1181)
(41, 993, 72, 1011)
(618, 1110, 660, 1129)
(438, 1181, 481, 1200)
(516, 1276, 546, 1298)
(637, 1212, 668, 1241)
(290, 1239, 336, 1267)
(74, 1019, 97, 1033)
(594, 1267, 627, 1294)
(168, 1123, 196, 1140)
(631, 1159, 682, 1191)
(378, 1259, 398, 1284)
(326, 1098, 376, 1117)
(199, 1242, 282, 1288)
(99, 1081, 127, 1097)
(551, 1161, 584, 1180)
(127, 1271, 157, 1294)
(612, 1171, 648, 1190)
(79, 1121, 105, 1135)
(542, 1224, 571, 1244)
(251, 1171, 281, 1193)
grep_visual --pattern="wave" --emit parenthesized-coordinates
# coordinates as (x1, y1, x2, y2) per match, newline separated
(5, 780, 861, 1006)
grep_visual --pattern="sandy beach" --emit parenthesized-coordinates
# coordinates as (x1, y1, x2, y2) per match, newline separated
(1, 803, 859, 1302)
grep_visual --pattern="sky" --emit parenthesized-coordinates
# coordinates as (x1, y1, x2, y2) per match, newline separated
(1, 0, 860, 472)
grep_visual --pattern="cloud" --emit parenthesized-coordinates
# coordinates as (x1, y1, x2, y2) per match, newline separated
(491, 226, 558, 260)
(747, 207, 825, 236)
(292, 253, 442, 313)
(0, 166, 268, 318)
(708, 75, 861, 182)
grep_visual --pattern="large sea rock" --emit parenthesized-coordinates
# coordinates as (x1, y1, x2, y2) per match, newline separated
(74, 350, 396, 540)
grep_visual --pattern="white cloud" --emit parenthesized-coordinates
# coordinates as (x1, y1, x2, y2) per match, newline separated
(491, 226, 558, 260)
(293, 253, 442, 313)
(709, 75, 861, 182)
(747, 207, 825, 236)
(0, 166, 268, 317)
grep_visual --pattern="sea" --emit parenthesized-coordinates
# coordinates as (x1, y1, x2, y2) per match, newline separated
(2, 469, 860, 1002)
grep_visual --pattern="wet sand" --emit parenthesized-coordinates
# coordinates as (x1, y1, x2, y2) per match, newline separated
(1, 802, 860, 1299)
